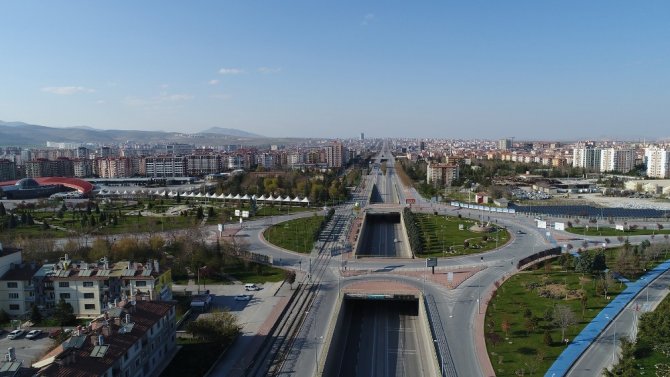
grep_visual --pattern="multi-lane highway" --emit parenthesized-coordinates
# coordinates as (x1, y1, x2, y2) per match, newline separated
(329, 299, 428, 377)
(357, 214, 405, 257)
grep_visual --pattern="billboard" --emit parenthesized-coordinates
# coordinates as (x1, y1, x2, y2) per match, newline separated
(554, 222, 565, 231)
(537, 220, 547, 229)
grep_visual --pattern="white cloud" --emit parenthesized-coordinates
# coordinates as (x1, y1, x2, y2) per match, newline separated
(361, 13, 375, 26)
(124, 92, 193, 107)
(219, 68, 244, 75)
(41, 86, 95, 95)
(258, 67, 282, 74)
(208, 79, 220, 85)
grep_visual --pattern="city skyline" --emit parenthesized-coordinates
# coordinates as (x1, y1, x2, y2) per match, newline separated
(1, 1, 670, 139)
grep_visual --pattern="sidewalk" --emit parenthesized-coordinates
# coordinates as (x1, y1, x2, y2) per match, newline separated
(545, 259, 670, 377)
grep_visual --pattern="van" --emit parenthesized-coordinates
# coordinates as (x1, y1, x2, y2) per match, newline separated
(244, 284, 259, 291)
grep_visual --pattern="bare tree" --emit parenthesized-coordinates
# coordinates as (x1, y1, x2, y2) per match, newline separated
(553, 305, 577, 340)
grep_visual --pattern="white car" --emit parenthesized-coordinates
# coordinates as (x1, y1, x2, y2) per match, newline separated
(7, 330, 25, 339)
(26, 329, 42, 339)
(234, 295, 251, 301)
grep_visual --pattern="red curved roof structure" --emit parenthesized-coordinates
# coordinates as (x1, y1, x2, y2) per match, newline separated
(0, 177, 93, 194)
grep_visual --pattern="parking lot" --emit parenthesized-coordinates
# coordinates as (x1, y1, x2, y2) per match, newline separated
(173, 281, 285, 336)
(0, 329, 54, 365)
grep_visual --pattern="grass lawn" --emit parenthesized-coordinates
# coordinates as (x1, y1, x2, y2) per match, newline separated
(414, 214, 510, 257)
(263, 215, 324, 253)
(485, 259, 626, 376)
(161, 339, 225, 377)
(566, 226, 670, 237)
(222, 261, 285, 283)
(0, 224, 69, 238)
(94, 215, 197, 235)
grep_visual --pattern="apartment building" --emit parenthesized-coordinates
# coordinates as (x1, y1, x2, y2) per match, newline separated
(32, 300, 177, 377)
(144, 156, 187, 178)
(600, 148, 635, 173)
(34, 256, 172, 318)
(95, 157, 137, 178)
(0, 159, 16, 181)
(25, 158, 75, 178)
(645, 147, 670, 178)
(0, 263, 39, 317)
(326, 142, 347, 168)
(73, 158, 94, 178)
(187, 154, 221, 176)
(572, 146, 601, 171)
(426, 163, 460, 188)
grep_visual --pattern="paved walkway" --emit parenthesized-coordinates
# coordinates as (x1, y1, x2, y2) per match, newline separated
(545, 259, 670, 377)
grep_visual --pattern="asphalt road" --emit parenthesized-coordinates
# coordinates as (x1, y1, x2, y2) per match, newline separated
(359, 217, 404, 257)
(567, 269, 670, 376)
(330, 299, 428, 377)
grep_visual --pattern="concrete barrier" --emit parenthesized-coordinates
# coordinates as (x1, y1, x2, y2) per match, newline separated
(419, 294, 441, 377)
(398, 209, 414, 258)
(353, 211, 369, 257)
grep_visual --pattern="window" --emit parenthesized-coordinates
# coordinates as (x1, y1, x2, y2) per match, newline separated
(6, 282, 18, 288)
(136, 281, 147, 287)
(59, 293, 70, 299)
(83, 281, 94, 287)
(8, 293, 19, 299)
(84, 293, 95, 299)
(9, 304, 19, 311)
(58, 282, 69, 288)
(84, 304, 95, 310)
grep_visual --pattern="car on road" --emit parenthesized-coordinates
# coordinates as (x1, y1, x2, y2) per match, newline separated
(244, 284, 260, 291)
(7, 329, 25, 339)
(26, 330, 42, 339)
(234, 295, 252, 301)
(517, 230, 525, 234)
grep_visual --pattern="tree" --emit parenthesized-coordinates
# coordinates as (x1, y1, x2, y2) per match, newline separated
(54, 299, 77, 326)
(0, 202, 5, 216)
(186, 310, 240, 344)
(553, 305, 577, 340)
(501, 319, 511, 338)
(543, 330, 553, 346)
(284, 270, 296, 289)
(30, 305, 43, 324)
(0, 309, 9, 324)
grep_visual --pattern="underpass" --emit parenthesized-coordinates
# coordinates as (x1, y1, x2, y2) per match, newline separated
(355, 212, 412, 258)
(322, 282, 439, 377)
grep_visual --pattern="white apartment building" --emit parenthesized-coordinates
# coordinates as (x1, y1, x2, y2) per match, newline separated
(572, 146, 601, 171)
(645, 147, 670, 178)
(600, 148, 635, 173)
(34, 256, 172, 318)
(144, 156, 187, 178)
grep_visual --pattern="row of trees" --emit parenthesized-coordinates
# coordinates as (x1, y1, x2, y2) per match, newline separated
(402, 208, 423, 254)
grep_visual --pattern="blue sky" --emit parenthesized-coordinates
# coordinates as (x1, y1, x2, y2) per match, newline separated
(1, 1, 669, 139)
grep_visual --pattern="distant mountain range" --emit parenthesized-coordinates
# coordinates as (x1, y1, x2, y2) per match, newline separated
(0, 121, 267, 146)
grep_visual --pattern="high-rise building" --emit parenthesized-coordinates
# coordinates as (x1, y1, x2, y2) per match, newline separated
(426, 163, 460, 188)
(73, 159, 94, 178)
(645, 147, 670, 178)
(326, 141, 347, 168)
(360, 132, 365, 141)
(0, 159, 17, 181)
(600, 148, 635, 173)
(144, 156, 187, 177)
(572, 146, 601, 171)
(25, 158, 74, 178)
(187, 154, 221, 176)
(498, 139, 512, 150)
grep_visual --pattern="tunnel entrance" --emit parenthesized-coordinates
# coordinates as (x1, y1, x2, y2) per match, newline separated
(323, 297, 433, 377)
(356, 213, 409, 257)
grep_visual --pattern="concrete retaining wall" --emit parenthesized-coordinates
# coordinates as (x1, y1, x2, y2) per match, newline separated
(353, 211, 369, 257)
(320, 295, 347, 377)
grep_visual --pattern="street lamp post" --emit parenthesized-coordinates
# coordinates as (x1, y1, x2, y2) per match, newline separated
(605, 314, 617, 362)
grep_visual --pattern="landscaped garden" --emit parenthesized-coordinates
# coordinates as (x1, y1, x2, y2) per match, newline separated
(405, 211, 510, 257)
(263, 213, 327, 253)
(485, 240, 670, 376)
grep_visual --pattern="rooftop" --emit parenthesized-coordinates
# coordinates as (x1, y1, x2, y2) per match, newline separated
(33, 300, 174, 377)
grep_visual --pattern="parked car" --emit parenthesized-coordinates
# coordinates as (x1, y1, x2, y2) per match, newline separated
(7, 329, 25, 339)
(48, 329, 62, 339)
(234, 295, 252, 301)
(244, 284, 260, 291)
(26, 329, 42, 339)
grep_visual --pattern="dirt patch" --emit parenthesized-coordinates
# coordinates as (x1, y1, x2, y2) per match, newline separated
(537, 283, 580, 300)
